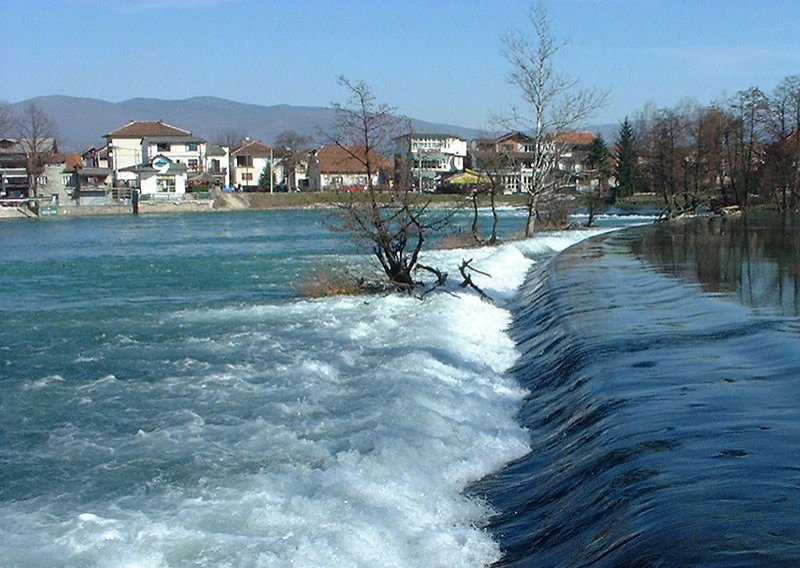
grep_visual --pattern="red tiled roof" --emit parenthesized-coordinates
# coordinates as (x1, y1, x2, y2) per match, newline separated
(105, 120, 192, 138)
(556, 131, 596, 146)
(315, 145, 392, 173)
(63, 153, 83, 170)
(496, 131, 535, 144)
(231, 140, 272, 157)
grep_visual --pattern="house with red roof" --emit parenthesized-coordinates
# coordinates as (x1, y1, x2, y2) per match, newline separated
(306, 145, 393, 191)
(231, 139, 273, 190)
(104, 120, 207, 196)
(467, 130, 601, 194)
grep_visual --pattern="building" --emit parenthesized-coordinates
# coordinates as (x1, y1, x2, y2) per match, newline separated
(470, 130, 602, 194)
(394, 132, 467, 191)
(471, 131, 537, 194)
(0, 137, 59, 199)
(272, 147, 311, 191)
(231, 139, 272, 190)
(82, 146, 111, 169)
(205, 144, 230, 187)
(307, 145, 392, 192)
(105, 120, 206, 187)
(552, 131, 598, 193)
(118, 155, 188, 196)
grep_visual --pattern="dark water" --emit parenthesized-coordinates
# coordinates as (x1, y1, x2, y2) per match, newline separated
(476, 213, 800, 567)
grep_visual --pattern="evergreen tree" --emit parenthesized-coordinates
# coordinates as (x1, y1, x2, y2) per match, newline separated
(582, 134, 613, 225)
(258, 163, 273, 190)
(587, 134, 612, 175)
(615, 117, 640, 198)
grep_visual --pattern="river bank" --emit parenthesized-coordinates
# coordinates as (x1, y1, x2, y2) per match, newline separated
(0, 191, 666, 220)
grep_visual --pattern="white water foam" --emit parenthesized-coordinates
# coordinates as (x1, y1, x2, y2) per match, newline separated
(0, 230, 616, 567)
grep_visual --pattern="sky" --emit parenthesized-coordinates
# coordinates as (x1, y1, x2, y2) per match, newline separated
(2, 0, 799, 129)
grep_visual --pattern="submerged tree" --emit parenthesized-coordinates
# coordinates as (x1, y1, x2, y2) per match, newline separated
(327, 76, 452, 290)
(501, 3, 608, 236)
(468, 142, 509, 245)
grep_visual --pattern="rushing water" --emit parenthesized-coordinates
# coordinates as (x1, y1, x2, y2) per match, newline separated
(7, 209, 794, 567)
(0, 208, 640, 567)
(475, 213, 800, 567)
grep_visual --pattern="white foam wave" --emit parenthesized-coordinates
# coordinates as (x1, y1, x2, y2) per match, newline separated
(1, 228, 618, 567)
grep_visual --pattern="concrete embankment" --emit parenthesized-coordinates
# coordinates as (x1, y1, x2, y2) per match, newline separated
(0, 192, 325, 220)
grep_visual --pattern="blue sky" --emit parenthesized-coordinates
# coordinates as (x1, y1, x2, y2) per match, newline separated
(2, 0, 799, 128)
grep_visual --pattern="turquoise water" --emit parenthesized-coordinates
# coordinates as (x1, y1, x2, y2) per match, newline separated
(2, 209, 646, 566)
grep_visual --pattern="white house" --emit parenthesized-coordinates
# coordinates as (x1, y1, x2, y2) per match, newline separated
(105, 120, 206, 187)
(119, 154, 188, 196)
(231, 139, 272, 190)
(394, 132, 467, 190)
(204, 144, 230, 187)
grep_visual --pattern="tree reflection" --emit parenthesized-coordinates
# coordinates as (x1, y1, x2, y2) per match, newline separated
(633, 213, 800, 316)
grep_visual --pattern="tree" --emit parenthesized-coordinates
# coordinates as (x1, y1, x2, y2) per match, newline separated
(582, 134, 612, 226)
(213, 128, 246, 149)
(765, 75, 800, 210)
(0, 101, 14, 137)
(257, 162, 274, 190)
(501, 3, 608, 237)
(724, 87, 770, 208)
(18, 102, 58, 197)
(469, 144, 506, 245)
(327, 76, 451, 290)
(274, 129, 312, 191)
(614, 117, 640, 199)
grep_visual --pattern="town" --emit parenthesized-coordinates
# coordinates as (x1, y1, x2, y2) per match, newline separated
(0, 117, 609, 218)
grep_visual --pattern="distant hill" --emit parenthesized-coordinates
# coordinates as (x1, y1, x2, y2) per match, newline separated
(7, 96, 491, 152)
(6, 95, 619, 152)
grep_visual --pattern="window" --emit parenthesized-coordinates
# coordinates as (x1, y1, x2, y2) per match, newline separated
(62, 175, 72, 186)
(242, 173, 253, 181)
(210, 159, 220, 173)
(186, 143, 198, 151)
(157, 143, 170, 152)
(188, 159, 198, 171)
(236, 156, 253, 167)
(157, 175, 176, 192)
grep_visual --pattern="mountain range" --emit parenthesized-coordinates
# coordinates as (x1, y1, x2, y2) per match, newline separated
(6, 95, 618, 152)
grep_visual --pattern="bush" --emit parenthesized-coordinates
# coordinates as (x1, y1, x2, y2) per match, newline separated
(294, 265, 365, 297)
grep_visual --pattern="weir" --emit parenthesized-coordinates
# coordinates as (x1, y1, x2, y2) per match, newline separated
(476, 215, 800, 567)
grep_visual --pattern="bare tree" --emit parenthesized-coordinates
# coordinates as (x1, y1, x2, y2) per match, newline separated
(327, 76, 452, 290)
(0, 101, 14, 137)
(501, 3, 608, 236)
(18, 103, 58, 197)
(469, 142, 508, 245)
(213, 128, 246, 149)
(724, 87, 770, 208)
(766, 75, 800, 210)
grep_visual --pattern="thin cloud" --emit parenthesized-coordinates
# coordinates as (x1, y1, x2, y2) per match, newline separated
(99, 0, 237, 11)
(635, 45, 800, 73)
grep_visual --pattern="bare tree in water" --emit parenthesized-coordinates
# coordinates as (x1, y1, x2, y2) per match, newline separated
(327, 76, 452, 290)
(501, 3, 607, 236)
